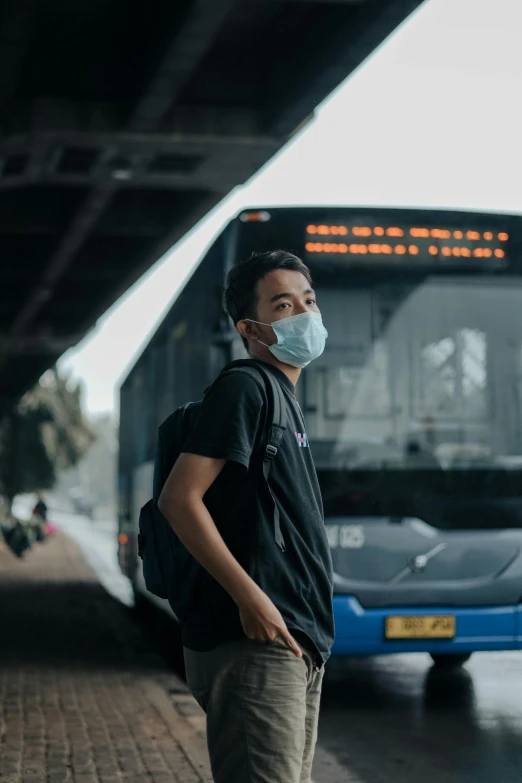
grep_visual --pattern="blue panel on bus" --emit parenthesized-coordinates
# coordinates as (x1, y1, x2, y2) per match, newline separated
(515, 605, 522, 646)
(331, 595, 519, 656)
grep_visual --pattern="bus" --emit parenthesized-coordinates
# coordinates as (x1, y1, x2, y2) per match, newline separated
(118, 206, 522, 667)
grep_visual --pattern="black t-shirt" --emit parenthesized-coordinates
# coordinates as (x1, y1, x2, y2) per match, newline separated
(181, 361, 335, 662)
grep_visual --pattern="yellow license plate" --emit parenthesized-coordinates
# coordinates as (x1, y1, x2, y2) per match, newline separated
(385, 615, 456, 640)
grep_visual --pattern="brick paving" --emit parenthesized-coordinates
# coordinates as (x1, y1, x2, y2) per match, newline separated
(0, 534, 212, 783)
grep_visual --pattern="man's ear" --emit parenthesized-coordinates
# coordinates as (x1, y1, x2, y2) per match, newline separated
(236, 319, 258, 342)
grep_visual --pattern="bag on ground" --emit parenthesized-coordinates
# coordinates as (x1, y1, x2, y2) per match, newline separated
(3, 520, 32, 558)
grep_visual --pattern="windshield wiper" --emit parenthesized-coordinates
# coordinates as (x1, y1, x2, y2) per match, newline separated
(389, 542, 447, 584)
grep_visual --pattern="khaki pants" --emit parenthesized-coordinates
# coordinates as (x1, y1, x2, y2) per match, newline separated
(183, 638, 324, 783)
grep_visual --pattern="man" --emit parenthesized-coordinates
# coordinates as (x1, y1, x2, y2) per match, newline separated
(159, 250, 334, 783)
(32, 493, 48, 522)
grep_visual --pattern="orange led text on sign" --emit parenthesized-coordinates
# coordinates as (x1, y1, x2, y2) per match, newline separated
(306, 241, 507, 259)
(305, 242, 422, 256)
(306, 224, 348, 236)
(306, 225, 509, 243)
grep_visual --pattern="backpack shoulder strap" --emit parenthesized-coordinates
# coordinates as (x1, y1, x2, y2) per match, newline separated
(222, 361, 286, 430)
(220, 361, 287, 551)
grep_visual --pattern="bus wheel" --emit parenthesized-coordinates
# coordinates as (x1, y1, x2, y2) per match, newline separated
(430, 653, 472, 668)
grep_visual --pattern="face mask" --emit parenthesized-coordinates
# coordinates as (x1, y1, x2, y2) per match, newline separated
(247, 312, 328, 368)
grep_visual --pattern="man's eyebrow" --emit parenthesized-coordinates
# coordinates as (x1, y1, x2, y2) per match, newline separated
(269, 288, 315, 303)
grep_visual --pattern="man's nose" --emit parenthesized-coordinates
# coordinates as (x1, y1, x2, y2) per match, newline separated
(294, 301, 309, 314)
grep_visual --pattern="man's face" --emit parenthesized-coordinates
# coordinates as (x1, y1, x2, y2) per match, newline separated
(243, 269, 320, 346)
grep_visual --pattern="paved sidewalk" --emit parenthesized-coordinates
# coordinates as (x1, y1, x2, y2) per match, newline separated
(0, 534, 212, 783)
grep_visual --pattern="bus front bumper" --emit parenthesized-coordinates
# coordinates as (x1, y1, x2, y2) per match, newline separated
(331, 595, 522, 656)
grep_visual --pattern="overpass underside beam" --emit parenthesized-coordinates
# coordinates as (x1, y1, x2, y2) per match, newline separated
(0, 125, 279, 192)
(0, 0, 425, 401)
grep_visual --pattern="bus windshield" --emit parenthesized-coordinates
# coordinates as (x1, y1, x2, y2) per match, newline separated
(232, 207, 522, 527)
(305, 276, 522, 473)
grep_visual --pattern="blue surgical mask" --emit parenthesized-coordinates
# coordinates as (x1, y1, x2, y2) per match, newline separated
(247, 312, 328, 368)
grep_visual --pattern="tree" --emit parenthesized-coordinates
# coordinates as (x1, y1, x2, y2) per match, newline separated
(0, 368, 94, 509)
(56, 412, 118, 518)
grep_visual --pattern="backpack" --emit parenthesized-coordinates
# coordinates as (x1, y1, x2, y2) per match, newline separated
(137, 360, 287, 623)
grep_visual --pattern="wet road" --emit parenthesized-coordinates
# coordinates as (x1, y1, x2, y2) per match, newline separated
(316, 651, 522, 783)
(50, 510, 522, 783)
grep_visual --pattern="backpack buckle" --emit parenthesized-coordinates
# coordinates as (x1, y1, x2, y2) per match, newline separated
(265, 444, 278, 460)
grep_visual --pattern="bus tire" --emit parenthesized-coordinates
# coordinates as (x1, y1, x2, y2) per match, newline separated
(430, 652, 472, 668)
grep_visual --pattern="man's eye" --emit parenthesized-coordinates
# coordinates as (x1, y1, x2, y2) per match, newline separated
(307, 299, 317, 305)
(278, 302, 290, 309)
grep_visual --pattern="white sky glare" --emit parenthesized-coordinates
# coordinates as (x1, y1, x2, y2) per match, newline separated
(59, 0, 522, 414)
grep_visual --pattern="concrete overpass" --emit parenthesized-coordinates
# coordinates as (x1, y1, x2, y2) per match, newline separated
(0, 0, 424, 407)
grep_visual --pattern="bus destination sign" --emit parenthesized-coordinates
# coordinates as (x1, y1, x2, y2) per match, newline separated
(304, 221, 509, 266)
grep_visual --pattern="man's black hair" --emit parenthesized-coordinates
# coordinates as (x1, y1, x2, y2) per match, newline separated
(223, 250, 313, 350)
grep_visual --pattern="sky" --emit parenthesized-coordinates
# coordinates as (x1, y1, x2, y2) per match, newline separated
(59, 0, 522, 415)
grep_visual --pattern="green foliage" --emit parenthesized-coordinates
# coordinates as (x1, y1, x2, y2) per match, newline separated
(0, 368, 95, 503)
